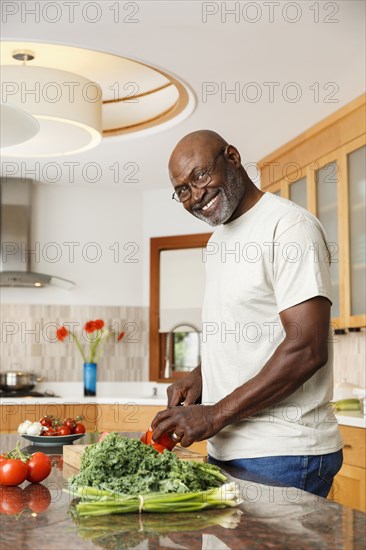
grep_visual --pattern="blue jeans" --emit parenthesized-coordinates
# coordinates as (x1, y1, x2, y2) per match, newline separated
(209, 449, 343, 497)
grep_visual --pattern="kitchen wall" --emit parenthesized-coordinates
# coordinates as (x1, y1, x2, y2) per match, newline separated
(1, 183, 144, 306)
(1, 182, 149, 382)
(1, 303, 148, 382)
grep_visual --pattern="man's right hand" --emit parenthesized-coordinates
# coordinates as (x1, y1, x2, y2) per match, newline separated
(167, 366, 202, 408)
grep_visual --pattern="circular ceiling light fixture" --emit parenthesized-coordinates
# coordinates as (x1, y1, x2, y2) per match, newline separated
(1, 52, 103, 157)
(0, 104, 40, 148)
(0, 41, 195, 157)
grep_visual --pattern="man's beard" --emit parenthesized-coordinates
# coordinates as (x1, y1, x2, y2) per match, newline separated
(191, 165, 246, 226)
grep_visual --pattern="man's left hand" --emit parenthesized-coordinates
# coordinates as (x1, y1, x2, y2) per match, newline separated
(150, 404, 220, 447)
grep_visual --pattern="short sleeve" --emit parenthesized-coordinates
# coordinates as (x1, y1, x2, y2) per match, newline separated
(272, 215, 333, 313)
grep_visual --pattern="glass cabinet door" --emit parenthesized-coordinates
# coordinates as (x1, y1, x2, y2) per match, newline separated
(347, 145, 366, 318)
(316, 161, 340, 318)
(289, 177, 307, 209)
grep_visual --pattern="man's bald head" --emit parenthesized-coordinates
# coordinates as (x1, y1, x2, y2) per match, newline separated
(168, 130, 228, 179)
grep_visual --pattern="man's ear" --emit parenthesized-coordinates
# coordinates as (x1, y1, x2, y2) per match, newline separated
(224, 144, 241, 167)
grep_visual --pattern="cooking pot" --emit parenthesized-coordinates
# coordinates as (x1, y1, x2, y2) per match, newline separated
(0, 371, 43, 392)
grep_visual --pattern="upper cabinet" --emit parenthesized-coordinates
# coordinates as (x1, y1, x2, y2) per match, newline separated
(258, 94, 366, 329)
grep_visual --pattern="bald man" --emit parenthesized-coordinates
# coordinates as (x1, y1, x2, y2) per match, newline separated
(151, 130, 343, 497)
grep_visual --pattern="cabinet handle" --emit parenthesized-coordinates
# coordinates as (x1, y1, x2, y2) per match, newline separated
(343, 444, 352, 449)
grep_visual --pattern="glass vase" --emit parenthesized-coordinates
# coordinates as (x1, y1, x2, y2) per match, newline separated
(83, 362, 97, 397)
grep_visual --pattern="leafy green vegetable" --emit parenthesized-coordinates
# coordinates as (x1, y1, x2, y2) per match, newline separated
(69, 433, 227, 496)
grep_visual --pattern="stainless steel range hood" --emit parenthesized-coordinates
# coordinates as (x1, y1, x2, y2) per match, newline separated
(0, 178, 74, 289)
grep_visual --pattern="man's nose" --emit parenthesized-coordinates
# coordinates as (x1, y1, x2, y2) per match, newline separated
(190, 185, 206, 204)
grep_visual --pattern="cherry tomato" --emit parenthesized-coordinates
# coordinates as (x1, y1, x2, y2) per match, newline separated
(73, 423, 85, 434)
(26, 453, 52, 484)
(0, 459, 28, 486)
(156, 431, 176, 451)
(0, 486, 25, 515)
(56, 426, 71, 436)
(40, 417, 52, 428)
(151, 443, 166, 453)
(0, 455, 6, 463)
(97, 431, 110, 443)
(43, 428, 57, 436)
(23, 484, 51, 513)
(63, 418, 76, 431)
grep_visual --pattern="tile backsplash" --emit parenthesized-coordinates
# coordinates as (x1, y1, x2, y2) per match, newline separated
(1, 303, 365, 390)
(1, 304, 149, 383)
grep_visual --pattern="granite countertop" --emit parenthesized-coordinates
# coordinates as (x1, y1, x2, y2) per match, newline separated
(0, 433, 365, 550)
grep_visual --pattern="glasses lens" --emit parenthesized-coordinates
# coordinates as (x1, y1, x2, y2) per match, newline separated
(192, 172, 211, 188)
(178, 188, 191, 202)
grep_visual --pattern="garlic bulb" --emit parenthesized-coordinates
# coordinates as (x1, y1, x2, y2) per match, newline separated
(26, 422, 43, 436)
(17, 420, 32, 434)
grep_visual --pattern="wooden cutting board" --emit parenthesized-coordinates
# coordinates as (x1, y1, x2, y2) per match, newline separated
(63, 443, 206, 471)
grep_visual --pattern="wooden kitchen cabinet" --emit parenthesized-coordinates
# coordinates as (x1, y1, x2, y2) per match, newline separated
(258, 94, 366, 329)
(329, 425, 366, 512)
(96, 404, 165, 432)
(1, 403, 98, 433)
(1, 403, 152, 434)
(3, 403, 65, 433)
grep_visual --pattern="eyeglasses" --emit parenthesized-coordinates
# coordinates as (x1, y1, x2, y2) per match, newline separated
(171, 146, 226, 203)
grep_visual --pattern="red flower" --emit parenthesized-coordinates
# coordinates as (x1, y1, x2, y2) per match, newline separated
(56, 326, 68, 342)
(84, 321, 96, 334)
(117, 331, 125, 342)
(94, 319, 105, 330)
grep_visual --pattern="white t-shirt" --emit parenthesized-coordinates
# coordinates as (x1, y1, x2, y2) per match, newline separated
(201, 192, 343, 460)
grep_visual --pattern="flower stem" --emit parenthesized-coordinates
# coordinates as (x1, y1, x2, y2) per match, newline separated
(71, 332, 87, 362)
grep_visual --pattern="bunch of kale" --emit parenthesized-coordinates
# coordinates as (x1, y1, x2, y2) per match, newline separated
(69, 432, 226, 495)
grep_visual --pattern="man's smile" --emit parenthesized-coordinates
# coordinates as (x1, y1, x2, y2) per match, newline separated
(202, 193, 219, 211)
(194, 191, 220, 213)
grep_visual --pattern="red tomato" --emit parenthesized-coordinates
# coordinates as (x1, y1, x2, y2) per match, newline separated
(44, 428, 57, 436)
(140, 432, 147, 444)
(26, 453, 52, 484)
(56, 426, 71, 436)
(145, 427, 154, 445)
(63, 418, 75, 431)
(73, 423, 85, 434)
(0, 455, 6, 463)
(24, 483, 51, 513)
(0, 459, 28, 486)
(0, 486, 25, 515)
(97, 431, 110, 443)
(40, 417, 52, 428)
(156, 431, 176, 451)
(151, 443, 166, 453)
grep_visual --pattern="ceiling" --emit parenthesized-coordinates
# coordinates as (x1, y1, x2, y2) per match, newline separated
(1, 0, 365, 190)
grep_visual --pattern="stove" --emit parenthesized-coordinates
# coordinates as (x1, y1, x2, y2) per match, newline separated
(0, 390, 59, 398)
